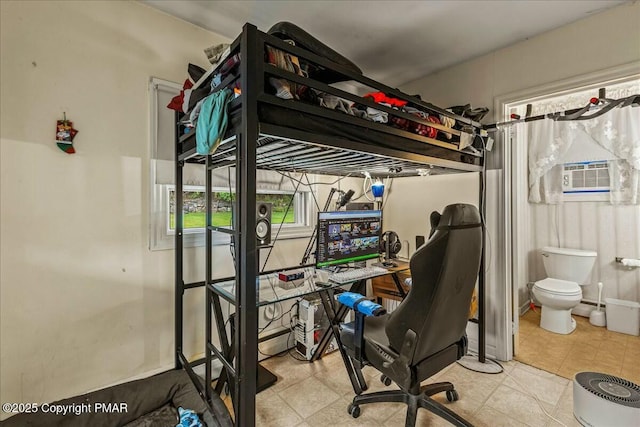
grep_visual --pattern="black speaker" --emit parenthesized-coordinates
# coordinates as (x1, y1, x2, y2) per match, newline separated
(256, 202, 272, 247)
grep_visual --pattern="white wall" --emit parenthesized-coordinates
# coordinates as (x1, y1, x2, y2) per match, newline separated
(401, 2, 640, 124)
(0, 0, 336, 418)
(382, 172, 504, 357)
(396, 1, 640, 358)
(383, 170, 506, 358)
(383, 173, 479, 255)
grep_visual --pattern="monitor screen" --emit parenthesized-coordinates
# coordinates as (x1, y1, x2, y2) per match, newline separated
(316, 210, 382, 267)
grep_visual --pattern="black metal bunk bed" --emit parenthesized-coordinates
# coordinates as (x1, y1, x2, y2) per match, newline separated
(175, 23, 486, 426)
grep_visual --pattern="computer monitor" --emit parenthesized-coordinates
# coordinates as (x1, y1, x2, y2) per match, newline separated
(316, 210, 382, 267)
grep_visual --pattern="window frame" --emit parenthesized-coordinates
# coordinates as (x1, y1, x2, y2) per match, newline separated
(505, 77, 639, 203)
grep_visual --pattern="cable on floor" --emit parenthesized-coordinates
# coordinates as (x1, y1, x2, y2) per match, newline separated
(501, 367, 568, 427)
(459, 353, 568, 427)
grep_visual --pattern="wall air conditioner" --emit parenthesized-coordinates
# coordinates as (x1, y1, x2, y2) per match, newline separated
(562, 161, 610, 202)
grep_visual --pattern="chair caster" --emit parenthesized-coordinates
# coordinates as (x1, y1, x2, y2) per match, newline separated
(380, 374, 392, 386)
(446, 390, 459, 402)
(347, 403, 361, 418)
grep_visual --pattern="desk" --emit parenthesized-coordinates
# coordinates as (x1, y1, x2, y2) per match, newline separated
(310, 261, 410, 361)
(371, 261, 411, 303)
(209, 264, 409, 398)
(209, 266, 356, 398)
(211, 267, 348, 307)
(309, 262, 409, 396)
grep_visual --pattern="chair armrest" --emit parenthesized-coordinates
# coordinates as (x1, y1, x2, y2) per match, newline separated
(336, 292, 386, 363)
(336, 292, 386, 317)
(382, 329, 417, 389)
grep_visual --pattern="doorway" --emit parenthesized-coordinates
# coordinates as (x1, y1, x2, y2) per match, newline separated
(496, 70, 640, 367)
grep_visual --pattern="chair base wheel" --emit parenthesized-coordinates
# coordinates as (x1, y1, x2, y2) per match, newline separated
(347, 403, 361, 418)
(446, 389, 459, 402)
(380, 374, 392, 386)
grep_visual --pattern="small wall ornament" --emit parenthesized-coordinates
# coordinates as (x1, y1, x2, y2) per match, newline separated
(56, 112, 78, 154)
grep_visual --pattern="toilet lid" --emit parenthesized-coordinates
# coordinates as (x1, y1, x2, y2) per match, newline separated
(535, 278, 581, 295)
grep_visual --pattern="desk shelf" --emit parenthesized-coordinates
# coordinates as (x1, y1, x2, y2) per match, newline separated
(208, 267, 351, 306)
(371, 270, 411, 302)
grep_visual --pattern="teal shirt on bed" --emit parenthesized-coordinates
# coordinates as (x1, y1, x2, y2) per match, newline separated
(196, 88, 232, 155)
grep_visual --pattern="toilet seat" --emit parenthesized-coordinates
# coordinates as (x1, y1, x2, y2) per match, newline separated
(534, 278, 581, 296)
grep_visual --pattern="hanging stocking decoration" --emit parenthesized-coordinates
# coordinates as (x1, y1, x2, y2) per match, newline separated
(56, 112, 78, 154)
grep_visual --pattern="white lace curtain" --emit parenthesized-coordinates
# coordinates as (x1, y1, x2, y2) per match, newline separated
(528, 106, 640, 204)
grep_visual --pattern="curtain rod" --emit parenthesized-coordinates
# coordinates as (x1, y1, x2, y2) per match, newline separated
(484, 93, 639, 132)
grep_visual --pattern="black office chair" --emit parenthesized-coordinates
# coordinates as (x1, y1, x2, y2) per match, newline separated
(339, 203, 482, 427)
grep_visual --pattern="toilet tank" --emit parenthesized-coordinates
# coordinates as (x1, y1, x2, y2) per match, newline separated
(541, 246, 597, 284)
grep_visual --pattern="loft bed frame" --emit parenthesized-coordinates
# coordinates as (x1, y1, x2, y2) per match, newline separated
(174, 23, 487, 426)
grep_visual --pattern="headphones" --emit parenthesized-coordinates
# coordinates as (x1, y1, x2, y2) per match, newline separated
(380, 231, 402, 258)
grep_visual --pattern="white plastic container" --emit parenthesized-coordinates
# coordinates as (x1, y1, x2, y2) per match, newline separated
(605, 298, 640, 336)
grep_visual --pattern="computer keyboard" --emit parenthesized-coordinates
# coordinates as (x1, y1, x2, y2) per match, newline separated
(328, 266, 389, 284)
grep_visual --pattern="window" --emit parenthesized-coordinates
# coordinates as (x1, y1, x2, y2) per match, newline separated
(167, 185, 310, 233)
(149, 78, 315, 250)
(169, 189, 298, 230)
(505, 77, 639, 203)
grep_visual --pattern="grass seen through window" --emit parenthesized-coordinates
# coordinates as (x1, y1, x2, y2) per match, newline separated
(169, 190, 295, 229)
(169, 210, 295, 228)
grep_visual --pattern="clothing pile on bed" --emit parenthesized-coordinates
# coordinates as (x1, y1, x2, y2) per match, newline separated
(261, 22, 489, 146)
(167, 55, 241, 121)
(167, 21, 488, 156)
(166, 49, 243, 155)
(266, 73, 458, 142)
(261, 33, 461, 143)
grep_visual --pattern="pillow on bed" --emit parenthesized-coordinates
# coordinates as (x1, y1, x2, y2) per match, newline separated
(268, 21, 362, 82)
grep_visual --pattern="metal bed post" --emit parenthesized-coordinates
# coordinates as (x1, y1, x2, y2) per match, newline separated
(175, 111, 184, 369)
(235, 23, 261, 427)
(478, 169, 486, 363)
(204, 155, 214, 405)
(212, 234, 236, 399)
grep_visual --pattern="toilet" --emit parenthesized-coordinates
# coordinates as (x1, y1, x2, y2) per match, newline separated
(532, 246, 597, 334)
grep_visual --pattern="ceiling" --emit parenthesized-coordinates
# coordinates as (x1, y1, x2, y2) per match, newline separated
(143, 0, 627, 87)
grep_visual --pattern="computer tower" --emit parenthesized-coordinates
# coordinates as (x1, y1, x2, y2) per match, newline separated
(295, 295, 337, 360)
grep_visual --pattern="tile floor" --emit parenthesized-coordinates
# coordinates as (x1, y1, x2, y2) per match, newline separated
(221, 350, 583, 427)
(516, 309, 640, 384)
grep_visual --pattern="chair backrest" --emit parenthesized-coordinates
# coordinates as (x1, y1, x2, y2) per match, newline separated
(428, 211, 441, 239)
(385, 203, 482, 364)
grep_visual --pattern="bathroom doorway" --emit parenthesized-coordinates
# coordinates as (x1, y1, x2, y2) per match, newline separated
(497, 70, 640, 375)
